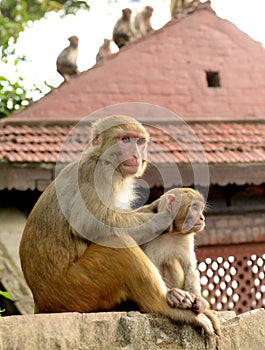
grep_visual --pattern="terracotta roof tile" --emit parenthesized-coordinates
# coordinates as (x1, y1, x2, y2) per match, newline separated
(0, 122, 264, 165)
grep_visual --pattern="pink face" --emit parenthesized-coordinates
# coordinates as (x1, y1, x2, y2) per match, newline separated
(188, 201, 205, 232)
(117, 132, 147, 176)
(182, 200, 205, 233)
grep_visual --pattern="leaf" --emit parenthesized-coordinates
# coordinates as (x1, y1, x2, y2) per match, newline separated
(0, 291, 12, 300)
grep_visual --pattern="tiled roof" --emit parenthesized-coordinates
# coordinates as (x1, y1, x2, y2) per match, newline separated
(0, 5, 264, 188)
(7, 4, 265, 123)
(0, 122, 264, 165)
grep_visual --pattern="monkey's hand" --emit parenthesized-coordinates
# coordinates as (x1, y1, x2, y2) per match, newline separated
(140, 193, 176, 214)
(166, 288, 195, 309)
(139, 194, 176, 232)
(191, 295, 209, 314)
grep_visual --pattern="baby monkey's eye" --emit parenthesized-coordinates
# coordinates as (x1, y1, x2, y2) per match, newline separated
(191, 202, 200, 211)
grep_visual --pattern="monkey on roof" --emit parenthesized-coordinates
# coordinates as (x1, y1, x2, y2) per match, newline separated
(170, 0, 200, 17)
(56, 35, 79, 82)
(134, 6, 154, 39)
(112, 8, 136, 48)
(96, 39, 112, 63)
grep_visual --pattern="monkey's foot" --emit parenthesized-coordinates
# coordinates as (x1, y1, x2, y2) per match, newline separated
(196, 313, 215, 335)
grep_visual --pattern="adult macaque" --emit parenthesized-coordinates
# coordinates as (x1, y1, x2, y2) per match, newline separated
(56, 35, 79, 82)
(19, 115, 217, 335)
(134, 6, 154, 39)
(96, 39, 112, 63)
(112, 8, 135, 48)
(142, 188, 220, 334)
(170, 0, 199, 17)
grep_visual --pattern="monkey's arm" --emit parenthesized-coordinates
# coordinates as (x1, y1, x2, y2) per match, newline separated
(136, 198, 161, 213)
(56, 155, 175, 245)
(183, 260, 209, 314)
(67, 188, 176, 246)
(108, 194, 177, 245)
(160, 259, 196, 309)
(162, 261, 208, 313)
(183, 258, 201, 295)
(184, 259, 220, 332)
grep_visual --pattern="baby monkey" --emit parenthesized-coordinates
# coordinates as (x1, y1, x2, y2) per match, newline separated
(142, 188, 210, 314)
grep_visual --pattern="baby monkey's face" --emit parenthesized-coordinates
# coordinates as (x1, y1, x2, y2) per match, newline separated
(174, 199, 205, 234)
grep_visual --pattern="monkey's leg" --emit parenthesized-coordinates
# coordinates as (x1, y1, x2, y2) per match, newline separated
(203, 310, 221, 336)
(34, 238, 217, 335)
(73, 239, 217, 335)
(113, 245, 217, 336)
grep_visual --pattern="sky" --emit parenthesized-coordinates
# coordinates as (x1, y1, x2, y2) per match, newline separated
(2, 0, 265, 99)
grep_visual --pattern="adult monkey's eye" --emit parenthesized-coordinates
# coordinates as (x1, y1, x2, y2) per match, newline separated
(137, 138, 147, 145)
(121, 135, 131, 143)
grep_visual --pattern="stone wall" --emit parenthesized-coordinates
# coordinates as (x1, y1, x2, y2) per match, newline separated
(0, 309, 264, 350)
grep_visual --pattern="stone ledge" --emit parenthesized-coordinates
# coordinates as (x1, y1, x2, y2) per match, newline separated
(0, 309, 264, 350)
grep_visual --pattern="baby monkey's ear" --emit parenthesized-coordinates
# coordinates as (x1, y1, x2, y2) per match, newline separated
(159, 193, 176, 232)
(164, 193, 176, 212)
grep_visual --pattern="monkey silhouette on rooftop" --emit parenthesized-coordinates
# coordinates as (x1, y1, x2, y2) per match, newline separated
(170, 0, 200, 17)
(112, 8, 136, 48)
(96, 39, 112, 63)
(134, 6, 154, 39)
(56, 35, 79, 82)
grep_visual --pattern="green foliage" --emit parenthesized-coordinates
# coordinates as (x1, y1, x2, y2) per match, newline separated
(0, 0, 90, 48)
(0, 290, 12, 316)
(0, 0, 90, 117)
(0, 291, 12, 301)
(0, 75, 33, 118)
(0, 50, 50, 118)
